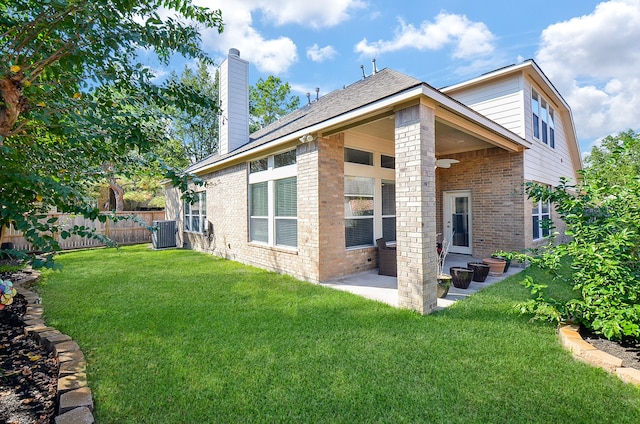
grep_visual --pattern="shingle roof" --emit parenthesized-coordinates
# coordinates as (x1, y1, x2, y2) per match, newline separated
(186, 68, 421, 173)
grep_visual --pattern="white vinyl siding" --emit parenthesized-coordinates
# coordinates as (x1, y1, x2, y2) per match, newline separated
(444, 75, 525, 138)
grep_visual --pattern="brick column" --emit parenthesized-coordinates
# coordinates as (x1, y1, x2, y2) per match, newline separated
(395, 100, 438, 314)
(317, 135, 346, 281)
(297, 135, 345, 283)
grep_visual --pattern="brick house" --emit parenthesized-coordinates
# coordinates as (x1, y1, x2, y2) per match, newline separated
(165, 49, 581, 314)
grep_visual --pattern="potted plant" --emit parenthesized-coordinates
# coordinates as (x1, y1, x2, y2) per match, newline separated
(491, 251, 513, 272)
(449, 266, 474, 289)
(467, 262, 491, 282)
(436, 239, 452, 298)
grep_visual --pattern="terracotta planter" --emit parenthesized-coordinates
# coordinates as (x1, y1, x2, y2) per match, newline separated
(482, 258, 506, 276)
(437, 274, 452, 298)
(449, 267, 474, 289)
(492, 255, 511, 272)
(467, 262, 491, 282)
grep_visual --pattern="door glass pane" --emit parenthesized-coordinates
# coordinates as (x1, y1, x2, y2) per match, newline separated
(451, 196, 469, 247)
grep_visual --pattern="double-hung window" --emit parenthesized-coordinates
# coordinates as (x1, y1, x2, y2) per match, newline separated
(532, 197, 551, 240)
(344, 147, 396, 248)
(531, 89, 555, 148)
(184, 191, 206, 234)
(345, 176, 374, 248)
(249, 150, 297, 248)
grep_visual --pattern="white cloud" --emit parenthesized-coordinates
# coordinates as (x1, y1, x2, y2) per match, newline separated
(535, 0, 640, 141)
(253, 0, 366, 29)
(193, 0, 363, 74)
(307, 44, 338, 62)
(354, 13, 495, 59)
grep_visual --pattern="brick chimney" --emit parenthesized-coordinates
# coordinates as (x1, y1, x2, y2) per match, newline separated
(219, 48, 249, 155)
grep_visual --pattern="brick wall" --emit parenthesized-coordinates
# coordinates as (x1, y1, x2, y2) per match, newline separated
(435, 147, 526, 259)
(173, 137, 378, 284)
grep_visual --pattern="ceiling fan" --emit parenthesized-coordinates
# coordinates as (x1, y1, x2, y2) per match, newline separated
(435, 158, 460, 168)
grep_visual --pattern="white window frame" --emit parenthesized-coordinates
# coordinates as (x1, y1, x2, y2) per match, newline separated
(344, 147, 395, 249)
(184, 191, 207, 234)
(248, 149, 297, 248)
(532, 197, 551, 240)
(531, 89, 555, 148)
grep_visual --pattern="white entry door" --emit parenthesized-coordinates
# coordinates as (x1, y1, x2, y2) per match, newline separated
(443, 190, 472, 254)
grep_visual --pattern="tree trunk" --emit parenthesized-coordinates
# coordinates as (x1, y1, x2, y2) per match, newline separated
(0, 75, 26, 142)
(109, 179, 125, 211)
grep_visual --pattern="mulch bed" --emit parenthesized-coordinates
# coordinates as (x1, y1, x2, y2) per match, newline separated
(0, 293, 57, 424)
(580, 327, 640, 371)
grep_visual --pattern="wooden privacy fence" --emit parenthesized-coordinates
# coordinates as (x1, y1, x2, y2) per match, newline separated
(0, 211, 166, 251)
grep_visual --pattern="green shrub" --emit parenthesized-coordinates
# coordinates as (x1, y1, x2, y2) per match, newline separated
(515, 175, 640, 341)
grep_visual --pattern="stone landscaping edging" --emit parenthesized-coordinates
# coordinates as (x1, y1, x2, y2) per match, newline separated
(558, 324, 640, 386)
(14, 271, 95, 424)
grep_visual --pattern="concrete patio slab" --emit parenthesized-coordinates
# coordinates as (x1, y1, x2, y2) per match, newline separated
(321, 254, 524, 310)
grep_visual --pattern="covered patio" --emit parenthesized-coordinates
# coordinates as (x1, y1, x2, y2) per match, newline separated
(322, 254, 523, 310)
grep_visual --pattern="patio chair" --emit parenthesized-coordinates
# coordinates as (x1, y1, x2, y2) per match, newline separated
(376, 238, 397, 277)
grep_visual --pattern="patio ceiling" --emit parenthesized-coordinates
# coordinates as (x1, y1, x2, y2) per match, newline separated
(347, 113, 502, 156)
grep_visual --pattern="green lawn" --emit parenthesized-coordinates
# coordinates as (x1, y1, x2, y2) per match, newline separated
(38, 245, 640, 423)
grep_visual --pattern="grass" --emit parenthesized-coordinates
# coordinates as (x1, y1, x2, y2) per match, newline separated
(38, 245, 640, 423)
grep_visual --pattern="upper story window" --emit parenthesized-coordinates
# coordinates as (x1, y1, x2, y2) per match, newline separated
(248, 149, 297, 248)
(184, 191, 206, 234)
(531, 90, 555, 148)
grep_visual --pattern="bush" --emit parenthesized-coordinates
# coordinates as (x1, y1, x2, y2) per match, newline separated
(515, 175, 640, 341)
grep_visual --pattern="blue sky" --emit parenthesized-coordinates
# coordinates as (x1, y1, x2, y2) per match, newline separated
(156, 0, 640, 154)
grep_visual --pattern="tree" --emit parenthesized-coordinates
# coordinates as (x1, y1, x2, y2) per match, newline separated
(249, 75, 300, 132)
(0, 0, 223, 264)
(169, 61, 220, 163)
(584, 129, 640, 187)
(515, 130, 640, 341)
